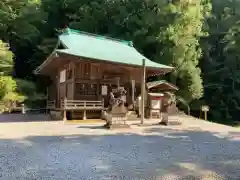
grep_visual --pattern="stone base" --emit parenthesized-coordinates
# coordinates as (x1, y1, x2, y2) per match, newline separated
(101, 111, 106, 120)
(104, 121, 130, 129)
(137, 123, 154, 127)
(159, 121, 168, 126)
(160, 113, 168, 125)
(50, 111, 62, 120)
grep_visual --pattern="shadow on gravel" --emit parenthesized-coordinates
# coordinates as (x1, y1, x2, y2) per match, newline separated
(0, 126, 239, 180)
(0, 113, 60, 123)
(76, 125, 107, 130)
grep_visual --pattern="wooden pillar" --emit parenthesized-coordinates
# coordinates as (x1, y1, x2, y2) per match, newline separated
(46, 88, 49, 114)
(72, 62, 75, 100)
(116, 77, 120, 89)
(83, 110, 87, 120)
(140, 59, 146, 124)
(83, 101, 87, 120)
(56, 73, 60, 108)
(131, 79, 135, 107)
(204, 111, 207, 121)
(63, 97, 67, 121)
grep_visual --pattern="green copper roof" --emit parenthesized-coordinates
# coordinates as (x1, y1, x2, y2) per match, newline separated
(55, 28, 173, 70)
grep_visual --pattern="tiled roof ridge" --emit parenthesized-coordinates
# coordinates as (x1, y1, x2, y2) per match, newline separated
(61, 27, 134, 47)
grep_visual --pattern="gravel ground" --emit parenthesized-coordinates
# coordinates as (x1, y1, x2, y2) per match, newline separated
(0, 114, 240, 180)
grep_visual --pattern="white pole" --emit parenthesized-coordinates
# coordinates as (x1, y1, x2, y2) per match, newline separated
(21, 104, 25, 114)
(140, 59, 146, 124)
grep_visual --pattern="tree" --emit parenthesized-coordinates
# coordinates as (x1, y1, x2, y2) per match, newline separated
(0, 40, 24, 111)
(16, 79, 46, 105)
(158, 0, 210, 102)
(201, 0, 240, 121)
(0, 0, 46, 79)
(0, 40, 13, 75)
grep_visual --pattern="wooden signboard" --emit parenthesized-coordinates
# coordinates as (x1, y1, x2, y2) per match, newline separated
(59, 69, 66, 83)
(151, 99, 161, 110)
(201, 105, 209, 121)
(201, 105, 209, 112)
(101, 85, 108, 95)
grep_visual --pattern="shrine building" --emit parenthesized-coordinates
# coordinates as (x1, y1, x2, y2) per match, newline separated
(35, 28, 173, 120)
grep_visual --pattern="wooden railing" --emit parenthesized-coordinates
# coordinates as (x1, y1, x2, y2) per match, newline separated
(61, 100, 104, 110)
(46, 100, 56, 109)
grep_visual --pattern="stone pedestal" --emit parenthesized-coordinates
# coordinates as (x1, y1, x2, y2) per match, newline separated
(159, 112, 168, 126)
(104, 104, 130, 129)
(50, 110, 62, 120)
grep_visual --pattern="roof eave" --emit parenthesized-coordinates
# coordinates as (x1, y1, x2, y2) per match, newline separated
(56, 50, 174, 72)
(34, 38, 62, 75)
(147, 81, 179, 90)
(34, 51, 58, 75)
(147, 66, 174, 77)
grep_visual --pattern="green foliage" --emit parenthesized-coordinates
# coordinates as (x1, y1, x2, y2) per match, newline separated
(0, 0, 46, 79)
(0, 40, 25, 111)
(0, 76, 17, 98)
(201, 0, 240, 121)
(0, 75, 25, 111)
(158, 0, 207, 102)
(0, 75, 45, 111)
(0, 40, 13, 75)
(16, 79, 46, 102)
(0, 40, 18, 102)
(0, 40, 44, 111)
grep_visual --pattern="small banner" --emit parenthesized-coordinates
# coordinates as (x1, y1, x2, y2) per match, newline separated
(101, 85, 108, 95)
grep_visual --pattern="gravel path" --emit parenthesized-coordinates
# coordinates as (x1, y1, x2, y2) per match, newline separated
(0, 114, 239, 180)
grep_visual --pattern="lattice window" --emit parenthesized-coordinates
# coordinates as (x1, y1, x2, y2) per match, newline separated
(75, 83, 97, 95)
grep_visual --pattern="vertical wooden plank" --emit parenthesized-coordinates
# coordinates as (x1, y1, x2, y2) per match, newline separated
(131, 79, 135, 106)
(46, 88, 48, 114)
(97, 80, 100, 100)
(140, 59, 146, 124)
(90, 63, 93, 79)
(56, 68, 60, 108)
(83, 101, 87, 120)
(72, 62, 75, 100)
(63, 97, 67, 121)
(204, 111, 207, 121)
(116, 77, 120, 89)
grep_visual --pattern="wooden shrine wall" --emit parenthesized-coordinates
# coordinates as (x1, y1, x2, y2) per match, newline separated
(53, 57, 144, 104)
(73, 61, 142, 102)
